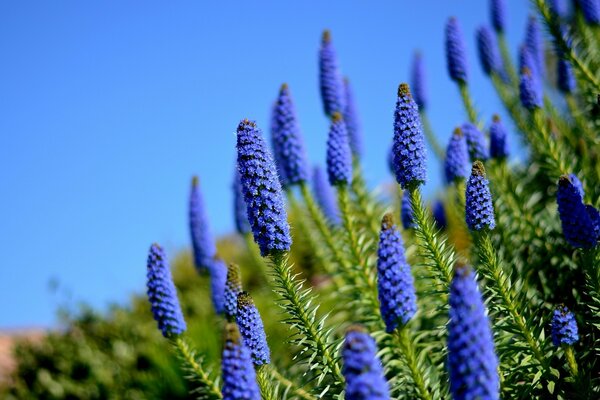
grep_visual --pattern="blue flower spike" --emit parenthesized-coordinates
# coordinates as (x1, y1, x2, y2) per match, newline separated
(236, 119, 292, 256)
(466, 161, 496, 231)
(312, 165, 341, 225)
(462, 123, 488, 162)
(551, 305, 579, 347)
(236, 291, 270, 366)
(146, 243, 187, 338)
(489, 114, 509, 160)
(411, 52, 428, 110)
(344, 78, 363, 158)
(445, 17, 469, 83)
(401, 190, 416, 230)
(224, 263, 242, 321)
(189, 176, 217, 272)
(445, 127, 470, 184)
(490, 0, 507, 33)
(557, 174, 600, 248)
(319, 30, 346, 117)
(326, 112, 353, 187)
(221, 323, 261, 400)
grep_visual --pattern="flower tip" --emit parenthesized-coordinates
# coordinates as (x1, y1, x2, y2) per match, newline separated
(150, 242, 163, 252)
(471, 160, 486, 177)
(492, 114, 501, 122)
(331, 111, 343, 122)
(237, 291, 253, 308)
(398, 83, 412, 98)
(279, 82, 288, 92)
(558, 174, 572, 187)
(191, 175, 199, 187)
(521, 66, 532, 77)
(452, 127, 463, 137)
(346, 324, 367, 334)
(381, 213, 395, 230)
(227, 263, 241, 283)
(322, 29, 331, 43)
(238, 119, 256, 130)
(453, 261, 471, 276)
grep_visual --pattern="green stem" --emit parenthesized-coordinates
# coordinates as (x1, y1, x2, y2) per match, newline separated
(172, 336, 223, 399)
(268, 252, 345, 389)
(497, 33, 519, 87)
(564, 346, 579, 378)
(458, 81, 479, 125)
(393, 328, 433, 400)
(420, 111, 444, 160)
(268, 366, 315, 400)
(474, 232, 548, 369)
(256, 365, 277, 400)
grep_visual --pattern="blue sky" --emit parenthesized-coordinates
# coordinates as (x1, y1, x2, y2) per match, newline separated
(0, 1, 530, 328)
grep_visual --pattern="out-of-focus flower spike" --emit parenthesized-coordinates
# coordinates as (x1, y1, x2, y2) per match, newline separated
(233, 171, 251, 235)
(392, 83, 427, 189)
(466, 161, 496, 231)
(377, 214, 417, 332)
(210, 259, 227, 315)
(224, 263, 242, 320)
(462, 122, 489, 161)
(401, 190, 416, 230)
(557, 174, 600, 248)
(270, 83, 310, 187)
(433, 201, 447, 230)
(557, 58, 576, 94)
(519, 45, 538, 75)
(312, 165, 341, 225)
(489, 114, 509, 159)
(326, 112, 353, 186)
(477, 25, 501, 76)
(146, 244, 186, 338)
(448, 264, 499, 399)
(343, 78, 363, 158)
(569, 173, 585, 199)
(519, 67, 543, 110)
(445, 127, 470, 184)
(319, 30, 346, 117)
(236, 119, 292, 256)
(525, 16, 545, 77)
(342, 326, 391, 399)
(551, 305, 579, 346)
(411, 52, 428, 110)
(579, 0, 600, 25)
(221, 323, 261, 400)
(549, 0, 568, 19)
(445, 17, 469, 83)
(236, 291, 270, 366)
(189, 176, 217, 272)
(490, 0, 507, 33)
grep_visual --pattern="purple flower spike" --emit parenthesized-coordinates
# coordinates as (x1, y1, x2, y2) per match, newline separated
(525, 16, 545, 77)
(433, 201, 447, 230)
(189, 176, 217, 272)
(221, 323, 261, 400)
(557, 174, 600, 248)
(319, 30, 346, 117)
(490, 0, 507, 33)
(224, 263, 242, 320)
(377, 214, 417, 333)
(326, 113, 353, 186)
(236, 292, 270, 366)
(579, 0, 600, 25)
(466, 161, 496, 231)
(342, 326, 391, 400)
(519, 68, 543, 110)
(233, 171, 251, 235)
(477, 25, 501, 76)
(344, 78, 363, 158)
(392, 83, 427, 189)
(549, 0, 568, 18)
(146, 244, 186, 338)
(270, 84, 310, 187)
(462, 123, 488, 162)
(411, 52, 428, 110)
(448, 265, 500, 400)
(557, 58, 576, 94)
(236, 119, 292, 256)
(445, 17, 469, 83)
(210, 259, 227, 315)
(312, 165, 341, 225)
(445, 128, 470, 184)
(551, 305, 579, 346)
(489, 115, 509, 159)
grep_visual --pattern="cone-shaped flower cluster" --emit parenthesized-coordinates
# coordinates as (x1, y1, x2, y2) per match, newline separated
(146, 244, 186, 338)
(549, 0, 567, 19)
(401, 190, 416, 229)
(557, 174, 600, 248)
(319, 30, 346, 117)
(224, 263, 242, 320)
(377, 214, 417, 333)
(490, 0, 506, 33)
(433, 200, 447, 230)
(392, 83, 427, 189)
(210, 259, 227, 315)
(477, 25, 500, 75)
(519, 46, 538, 74)
(270, 84, 310, 187)
(312, 165, 341, 225)
(551, 305, 579, 346)
(236, 119, 292, 256)
(344, 78, 363, 158)
(445, 17, 469, 83)
(525, 16, 544, 77)
(221, 323, 261, 400)
(342, 326, 391, 400)
(448, 265, 499, 400)
(189, 177, 217, 272)
(233, 171, 251, 235)
(557, 57, 576, 94)
(569, 173, 585, 198)
(236, 292, 270, 365)
(462, 123, 488, 161)
(411, 52, 427, 110)
(489, 115, 509, 159)
(466, 161, 496, 231)
(326, 113, 353, 186)
(519, 68, 542, 110)
(580, 0, 600, 25)
(445, 128, 469, 183)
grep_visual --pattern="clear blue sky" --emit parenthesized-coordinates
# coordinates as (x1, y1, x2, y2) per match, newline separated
(0, 1, 530, 328)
